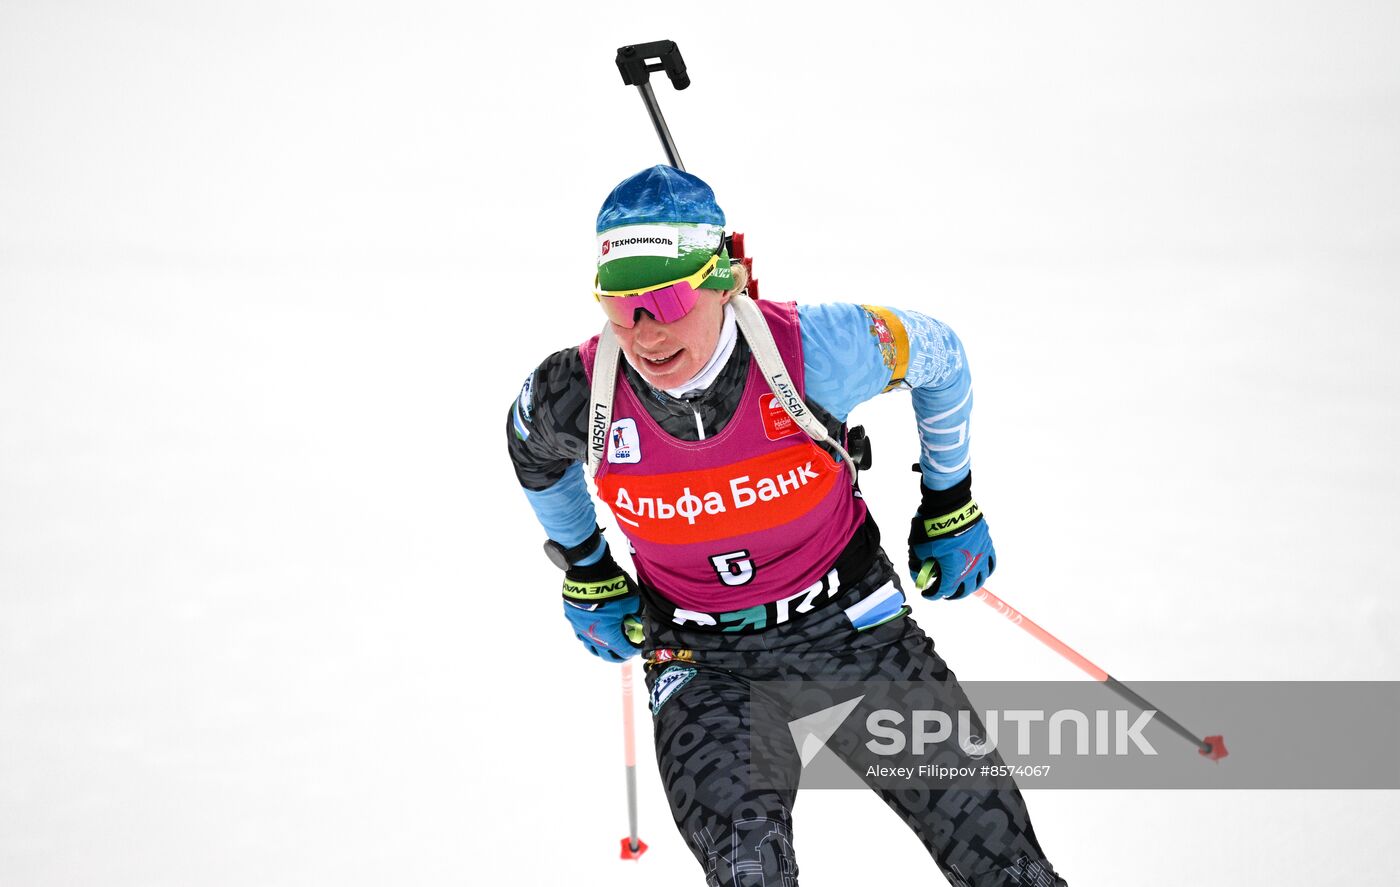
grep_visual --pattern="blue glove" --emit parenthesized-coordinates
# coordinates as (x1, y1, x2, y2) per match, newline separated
(907, 472, 996, 601)
(561, 548, 644, 662)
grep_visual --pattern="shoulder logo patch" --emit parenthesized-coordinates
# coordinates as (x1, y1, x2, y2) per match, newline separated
(608, 417, 642, 464)
(861, 305, 911, 391)
(649, 665, 697, 714)
(863, 307, 899, 372)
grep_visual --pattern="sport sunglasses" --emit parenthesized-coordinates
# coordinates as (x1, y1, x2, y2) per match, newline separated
(593, 253, 723, 329)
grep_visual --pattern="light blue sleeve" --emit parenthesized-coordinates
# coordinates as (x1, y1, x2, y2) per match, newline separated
(798, 302, 972, 492)
(521, 463, 605, 566)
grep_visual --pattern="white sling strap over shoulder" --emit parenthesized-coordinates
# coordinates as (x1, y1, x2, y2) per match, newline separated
(587, 295, 858, 483)
(729, 295, 858, 482)
(587, 324, 623, 478)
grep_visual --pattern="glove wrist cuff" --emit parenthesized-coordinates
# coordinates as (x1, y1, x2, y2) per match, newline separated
(563, 545, 635, 603)
(564, 544, 623, 582)
(562, 576, 633, 602)
(917, 500, 983, 540)
(914, 472, 981, 541)
(916, 471, 973, 514)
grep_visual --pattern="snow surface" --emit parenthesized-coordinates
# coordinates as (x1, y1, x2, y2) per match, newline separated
(2, 2, 1398, 885)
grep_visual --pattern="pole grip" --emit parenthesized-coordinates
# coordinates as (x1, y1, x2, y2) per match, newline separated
(974, 587, 1109, 682)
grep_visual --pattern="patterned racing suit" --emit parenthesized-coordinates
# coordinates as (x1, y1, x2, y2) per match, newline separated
(506, 300, 1066, 886)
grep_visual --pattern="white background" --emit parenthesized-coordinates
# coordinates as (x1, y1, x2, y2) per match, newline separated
(2, 1, 1397, 884)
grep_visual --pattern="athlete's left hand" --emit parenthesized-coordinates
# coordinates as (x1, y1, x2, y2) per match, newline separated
(907, 473, 996, 601)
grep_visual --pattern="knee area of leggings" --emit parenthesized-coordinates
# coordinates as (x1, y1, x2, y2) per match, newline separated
(692, 815, 799, 887)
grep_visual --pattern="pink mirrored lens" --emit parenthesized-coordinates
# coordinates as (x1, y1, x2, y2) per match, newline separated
(600, 281, 702, 328)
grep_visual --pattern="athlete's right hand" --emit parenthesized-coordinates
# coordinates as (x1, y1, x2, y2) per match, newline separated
(561, 548, 644, 662)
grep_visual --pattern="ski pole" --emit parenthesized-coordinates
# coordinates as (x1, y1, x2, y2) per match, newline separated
(607, 41, 688, 863)
(974, 586, 1228, 761)
(619, 661, 648, 859)
(615, 40, 691, 170)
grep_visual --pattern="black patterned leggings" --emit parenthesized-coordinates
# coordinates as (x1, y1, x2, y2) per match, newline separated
(641, 554, 1067, 887)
